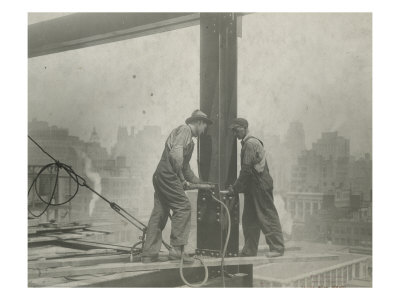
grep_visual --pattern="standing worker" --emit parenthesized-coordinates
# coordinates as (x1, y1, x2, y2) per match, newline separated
(141, 110, 213, 263)
(228, 118, 285, 258)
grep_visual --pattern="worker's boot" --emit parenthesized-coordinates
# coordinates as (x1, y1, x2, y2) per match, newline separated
(266, 250, 284, 258)
(168, 246, 195, 264)
(141, 255, 169, 263)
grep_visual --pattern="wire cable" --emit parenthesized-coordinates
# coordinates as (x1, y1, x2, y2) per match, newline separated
(29, 135, 233, 287)
(27, 135, 171, 250)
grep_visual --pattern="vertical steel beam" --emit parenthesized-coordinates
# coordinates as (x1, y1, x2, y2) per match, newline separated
(196, 13, 240, 265)
(198, 12, 237, 188)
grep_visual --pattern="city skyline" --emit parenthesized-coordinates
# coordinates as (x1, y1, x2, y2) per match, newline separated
(28, 13, 371, 156)
(28, 117, 372, 158)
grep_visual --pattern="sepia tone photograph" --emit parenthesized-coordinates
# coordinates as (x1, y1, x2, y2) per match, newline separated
(27, 12, 372, 288)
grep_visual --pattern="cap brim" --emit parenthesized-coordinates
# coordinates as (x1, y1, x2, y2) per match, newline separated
(185, 116, 213, 125)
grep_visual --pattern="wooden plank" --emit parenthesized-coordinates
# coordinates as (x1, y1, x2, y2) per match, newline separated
(29, 249, 118, 262)
(29, 253, 128, 269)
(28, 219, 40, 227)
(28, 228, 37, 234)
(29, 253, 339, 279)
(34, 224, 90, 234)
(28, 229, 103, 244)
(29, 276, 69, 287)
(56, 239, 132, 252)
(28, 236, 58, 243)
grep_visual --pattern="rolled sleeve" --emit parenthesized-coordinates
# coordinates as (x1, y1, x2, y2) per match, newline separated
(168, 126, 192, 181)
(232, 142, 257, 193)
(182, 148, 200, 183)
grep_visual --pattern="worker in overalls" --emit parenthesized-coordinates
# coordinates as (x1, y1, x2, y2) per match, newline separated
(228, 118, 285, 258)
(141, 110, 212, 263)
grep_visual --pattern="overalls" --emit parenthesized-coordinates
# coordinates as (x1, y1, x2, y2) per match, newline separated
(240, 137, 285, 255)
(142, 134, 195, 257)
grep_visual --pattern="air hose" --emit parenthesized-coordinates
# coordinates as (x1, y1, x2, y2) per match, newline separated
(178, 191, 232, 288)
(28, 135, 233, 287)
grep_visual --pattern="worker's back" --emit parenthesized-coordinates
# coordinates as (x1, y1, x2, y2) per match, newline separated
(241, 136, 274, 192)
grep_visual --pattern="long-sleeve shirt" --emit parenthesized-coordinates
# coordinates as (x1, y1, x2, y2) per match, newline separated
(165, 124, 200, 183)
(232, 134, 273, 193)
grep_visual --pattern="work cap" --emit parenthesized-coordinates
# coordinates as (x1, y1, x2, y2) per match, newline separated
(185, 110, 213, 125)
(229, 118, 249, 129)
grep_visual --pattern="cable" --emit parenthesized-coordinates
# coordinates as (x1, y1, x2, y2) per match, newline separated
(178, 191, 232, 288)
(29, 135, 232, 287)
(211, 193, 231, 287)
(27, 135, 171, 252)
(179, 250, 209, 288)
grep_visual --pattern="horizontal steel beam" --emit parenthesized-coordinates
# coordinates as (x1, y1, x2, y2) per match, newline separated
(28, 13, 200, 58)
(28, 253, 340, 279)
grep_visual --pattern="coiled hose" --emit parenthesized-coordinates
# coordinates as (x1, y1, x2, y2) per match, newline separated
(179, 192, 231, 288)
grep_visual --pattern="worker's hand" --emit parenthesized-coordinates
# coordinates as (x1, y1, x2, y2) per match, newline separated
(182, 180, 191, 190)
(227, 185, 235, 196)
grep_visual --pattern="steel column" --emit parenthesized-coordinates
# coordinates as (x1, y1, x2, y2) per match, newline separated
(198, 12, 238, 188)
(196, 12, 239, 259)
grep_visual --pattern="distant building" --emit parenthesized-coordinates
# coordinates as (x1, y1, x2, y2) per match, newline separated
(290, 132, 352, 194)
(285, 192, 324, 223)
(284, 121, 306, 158)
(261, 134, 291, 193)
(349, 153, 372, 203)
(312, 131, 350, 160)
(305, 216, 372, 247)
(28, 118, 84, 173)
(111, 125, 166, 215)
(28, 119, 144, 221)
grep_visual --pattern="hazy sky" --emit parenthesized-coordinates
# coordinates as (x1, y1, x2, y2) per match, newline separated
(28, 13, 372, 155)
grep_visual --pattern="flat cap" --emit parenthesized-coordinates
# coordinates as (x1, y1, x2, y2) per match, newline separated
(185, 109, 213, 125)
(229, 118, 249, 129)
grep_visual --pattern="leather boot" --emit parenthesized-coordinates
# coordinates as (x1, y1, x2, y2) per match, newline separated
(168, 246, 195, 264)
(266, 250, 284, 258)
(141, 256, 169, 263)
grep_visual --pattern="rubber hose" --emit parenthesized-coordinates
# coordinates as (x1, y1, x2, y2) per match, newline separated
(179, 192, 232, 288)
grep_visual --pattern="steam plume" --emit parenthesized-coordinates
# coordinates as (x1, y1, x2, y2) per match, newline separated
(76, 150, 102, 216)
(275, 193, 293, 236)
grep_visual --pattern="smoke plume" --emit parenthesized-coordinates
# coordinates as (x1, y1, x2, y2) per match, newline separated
(274, 193, 293, 237)
(77, 151, 102, 216)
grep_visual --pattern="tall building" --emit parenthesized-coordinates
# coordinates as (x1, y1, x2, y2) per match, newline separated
(290, 132, 351, 194)
(312, 131, 350, 160)
(349, 153, 372, 203)
(284, 121, 306, 159)
(111, 125, 166, 216)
